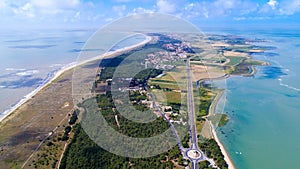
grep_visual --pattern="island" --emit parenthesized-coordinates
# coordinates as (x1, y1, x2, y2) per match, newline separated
(0, 32, 269, 169)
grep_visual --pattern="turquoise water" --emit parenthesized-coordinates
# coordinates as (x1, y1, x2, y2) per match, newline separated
(0, 29, 94, 116)
(2, 26, 300, 168)
(0, 29, 146, 119)
(216, 29, 300, 169)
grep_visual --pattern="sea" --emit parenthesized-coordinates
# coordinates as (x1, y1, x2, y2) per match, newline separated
(209, 27, 300, 169)
(0, 28, 146, 120)
(1, 26, 300, 169)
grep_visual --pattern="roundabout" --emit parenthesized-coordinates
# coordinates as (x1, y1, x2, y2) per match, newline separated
(186, 149, 202, 160)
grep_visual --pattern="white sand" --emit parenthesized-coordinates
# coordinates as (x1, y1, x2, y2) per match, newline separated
(208, 90, 236, 169)
(211, 121, 236, 169)
(0, 35, 152, 123)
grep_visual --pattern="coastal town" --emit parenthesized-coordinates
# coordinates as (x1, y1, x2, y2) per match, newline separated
(0, 2, 298, 169)
(90, 33, 267, 169)
(0, 32, 268, 169)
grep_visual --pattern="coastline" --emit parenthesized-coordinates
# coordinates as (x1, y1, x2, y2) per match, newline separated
(208, 90, 236, 169)
(0, 35, 152, 123)
(1, 33, 234, 168)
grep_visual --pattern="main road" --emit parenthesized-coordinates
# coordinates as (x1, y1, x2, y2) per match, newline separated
(147, 59, 216, 169)
(185, 59, 216, 169)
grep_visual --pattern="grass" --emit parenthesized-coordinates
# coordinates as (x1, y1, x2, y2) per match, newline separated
(149, 81, 181, 90)
(151, 69, 187, 89)
(155, 73, 177, 82)
(165, 91, 182, 104)
(196, 120, 205, 135)
(152, 89, 182, 104)
(0, 69, 74, 169)
(150, 79, 177, 84)
(243, 59, 264, 65)
(226, 56, 246, 66)
(209, 114, 229, 127)
(151, 89, 166, 103)
(167, 66, 187, 82)
(218, 114, 229, 127)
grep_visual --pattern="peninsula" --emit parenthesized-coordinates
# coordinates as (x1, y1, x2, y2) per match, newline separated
(0, 32, 268, 169)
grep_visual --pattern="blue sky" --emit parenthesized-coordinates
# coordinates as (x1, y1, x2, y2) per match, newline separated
(1, 0, 300, 29)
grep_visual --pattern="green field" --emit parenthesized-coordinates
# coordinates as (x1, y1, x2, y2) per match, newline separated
(149, 81, 181, 90)
(226, 56, 245, 66)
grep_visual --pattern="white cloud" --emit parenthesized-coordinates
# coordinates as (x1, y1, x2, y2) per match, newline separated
(132, 7, 154, 14)
(7, 0, 81, 19)
(114, 0, 134, 2)
(267, 0, 278, 10)
(184, 3, 194, 11)
(0, 1, 6, 9)
(234, 16, 272, 21)
(12, 2, 35, 18)
(181, 0, 259, 19)
(31, 0, 80, 10)
(156, 0, 176, 13)
(105, 17, 114, 22)
(113, 5, 127, 16)
(74, 11, 80, 19)
(203, 10, 209, 18)
(214, 0, 235, 9)
(279, 0, 300, 15)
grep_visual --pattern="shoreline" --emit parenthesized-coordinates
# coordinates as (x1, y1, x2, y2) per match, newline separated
(0, 35, 152, 123)
(208, 90, 236, 169)
(211, 121, 235, 169)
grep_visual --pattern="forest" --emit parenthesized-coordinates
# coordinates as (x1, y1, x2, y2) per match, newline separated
(60, 34, 228, 169)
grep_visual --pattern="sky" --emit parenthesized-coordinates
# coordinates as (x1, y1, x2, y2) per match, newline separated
(0, 0, 300, 30)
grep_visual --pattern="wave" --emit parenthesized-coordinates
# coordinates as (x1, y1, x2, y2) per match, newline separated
(278, 78, 300, 92)
(9, 45, 56, 49)
(16, 70, 39, 77)
(0, 68, 59, 120)
(50, 64, 63, 68)
(5, 68, 26, 71)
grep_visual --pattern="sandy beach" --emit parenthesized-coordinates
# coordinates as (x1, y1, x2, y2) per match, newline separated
(211, 121, 235, 169)
(0, 33, 235, 169)
(0, 35, 152, 123)
(208, 90, 236, 169)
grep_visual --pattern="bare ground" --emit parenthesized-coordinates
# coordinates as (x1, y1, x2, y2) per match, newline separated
(0, 69, 74, 169)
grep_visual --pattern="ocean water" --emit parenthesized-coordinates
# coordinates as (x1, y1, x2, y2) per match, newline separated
(0, 29, 146, 119)
(0, 29, 95, 117)
(214, 28, 300, 169)
(2, 26, 300, 169)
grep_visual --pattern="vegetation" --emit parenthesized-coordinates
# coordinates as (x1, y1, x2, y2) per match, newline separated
(164, 91, 182, 104)
(197, 88, 215, 120)
(225, 57, 265, 75)
(30, 107, 80, 169)
(199, 139, 228, 169)
(134, 68, 163, 84)
(227, 62, 251, 75)
(68, 109, 79, 125)
(61, 74, 186, 168)
(149, 80, 181, 90)
(243, 60, 264, 65)
(225, 56, 245, 66)
(60, 124, 184, 169)
(60, 33, 233, 169)
(218, 114, 229, 127)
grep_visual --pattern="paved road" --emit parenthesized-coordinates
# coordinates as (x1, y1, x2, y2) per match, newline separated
(147, 59, 217, 169)
(186, 59, 216, 169)
(186, 59, 198, 148)
(146, 87, 184, 151)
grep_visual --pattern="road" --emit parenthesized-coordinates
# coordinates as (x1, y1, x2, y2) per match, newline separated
(185, 59, 216, 169)
(147, 59, 217, 169)
(186, 59, 198, 149)
(147, 87, 184, 151)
